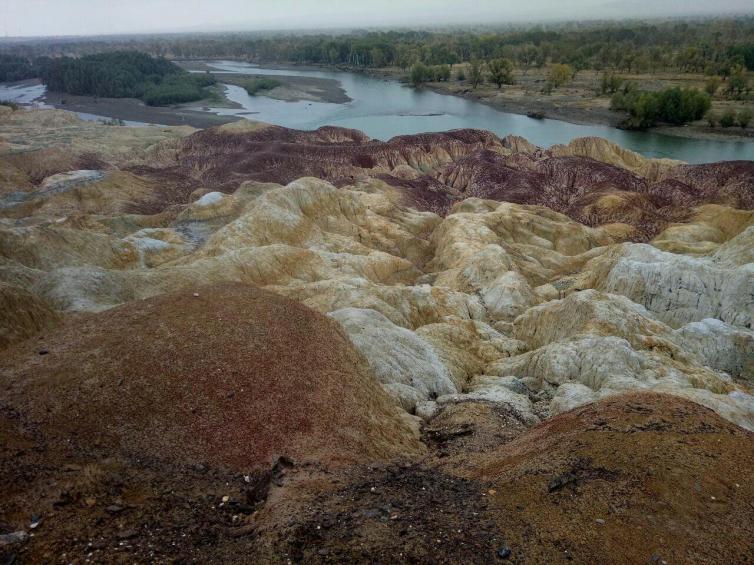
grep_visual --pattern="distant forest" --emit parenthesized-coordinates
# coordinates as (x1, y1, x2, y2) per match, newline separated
(0, 51, 215, 105)
(1, 18, 752, 115)
(2, 18, 753, 74)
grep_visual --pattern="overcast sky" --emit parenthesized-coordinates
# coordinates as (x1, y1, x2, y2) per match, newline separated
(2, 0, 752, 37)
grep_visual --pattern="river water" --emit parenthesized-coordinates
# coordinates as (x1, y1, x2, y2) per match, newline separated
(203, 61, 753, 164)
(2, 60, 752, 163)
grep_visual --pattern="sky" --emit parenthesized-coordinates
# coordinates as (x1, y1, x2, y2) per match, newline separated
(1, 0, 752, 37)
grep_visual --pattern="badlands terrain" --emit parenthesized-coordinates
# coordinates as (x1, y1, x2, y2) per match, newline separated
(1, 105, 753, 563)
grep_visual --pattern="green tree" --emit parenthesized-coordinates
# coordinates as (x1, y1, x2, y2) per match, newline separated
(468, 59, 484, 89)
(410, 62, 432, 86)
(611, 86, 710, 129)
(433, 65, 451, 81)
(487, 58, 515, 88)
(726, 66, 750, 100)
(547, 64, 574, 89)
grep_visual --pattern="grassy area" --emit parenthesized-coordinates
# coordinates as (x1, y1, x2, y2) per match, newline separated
(141, 74, 216, 106)
(243, 77, 281, 96)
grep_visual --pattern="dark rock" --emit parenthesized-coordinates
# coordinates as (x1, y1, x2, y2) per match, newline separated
(117, 529, 138, 540)
(0, 531, 28, 547)
(548, 472, 578, 493)
(497, 546, 512, 559)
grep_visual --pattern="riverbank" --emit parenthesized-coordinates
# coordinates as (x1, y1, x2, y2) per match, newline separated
(272, 62, 754, 143)
(38, 82, 241, 129)
(177, 61, 350, 104)
(413, 67, 754, 143)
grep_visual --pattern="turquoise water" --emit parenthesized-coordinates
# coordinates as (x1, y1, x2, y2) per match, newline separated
(204, 60, 753, 164)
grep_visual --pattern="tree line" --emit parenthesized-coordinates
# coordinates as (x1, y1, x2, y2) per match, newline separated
(3, 19, 753, 76)
(0, 51, 215, 106)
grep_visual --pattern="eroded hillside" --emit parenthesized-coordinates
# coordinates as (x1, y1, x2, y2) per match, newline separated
(1, 107, 753, 563)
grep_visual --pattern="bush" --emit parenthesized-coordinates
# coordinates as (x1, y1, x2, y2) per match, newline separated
(739, 108, 753, 128)
(487, 58, 515, 88)
(0, 99, 19, 110)
(611, 86, 711, 129)
(142, 77, 206, 106)
(547, 63, 573, 88)
(431, 65, 451, 82)
(705, 77, 721, 96)
(705, 111, 717, 127)
(726, 66, 750, 100)
(468, 60, 484, 89)
(99, 117, 126, 126)
(456, 67, 466, 81)
(719, 109, 736, 128)
(410, 62, 432, 86)
(243, 77, 281, 95)
(600, 73, 624, 95)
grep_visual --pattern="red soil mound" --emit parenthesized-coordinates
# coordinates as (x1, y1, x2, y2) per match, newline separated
(128, 125, 501, 214)
(464, 392, 754, 563)
(435, 152, 754, 238)
(0, 282, 420, 471)
(129, 123, 754, 238)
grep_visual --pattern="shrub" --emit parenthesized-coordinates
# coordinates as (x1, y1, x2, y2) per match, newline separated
(705, 77, 721, 96)
(410, 62, 432, 86)
(456, 67, 466, 81)
(726, 66, 750, 100)
(243, 77, 281, 95)
(600, 73, 624, 95)
(739, 108, 753, 128)
(547, 64, 574, 88)
(142, 75, 214, 106)
(719, 109, 736, 128)
(705, 111, 717, 127)
(468, 60, 484, 89)
(487, 58, 515, 88)
(611, 86, 710, 129)
(0, 99, 19, 110)
(432, 65, 451, 82)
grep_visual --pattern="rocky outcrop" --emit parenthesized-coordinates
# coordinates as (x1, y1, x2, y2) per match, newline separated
(1, 165, 751, 430)
(330, 307, 456, 411)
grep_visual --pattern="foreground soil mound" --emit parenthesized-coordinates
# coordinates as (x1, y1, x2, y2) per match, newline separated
(463, 392, 754, 563)
(0, 282, 421, 471)
(261, 393, 754, 564)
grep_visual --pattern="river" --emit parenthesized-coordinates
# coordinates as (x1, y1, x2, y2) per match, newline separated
(202, 61, 753, 164)
(2, 60, 753, 163)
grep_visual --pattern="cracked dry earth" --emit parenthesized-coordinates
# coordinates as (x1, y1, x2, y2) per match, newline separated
(1, 106, 754, 563)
